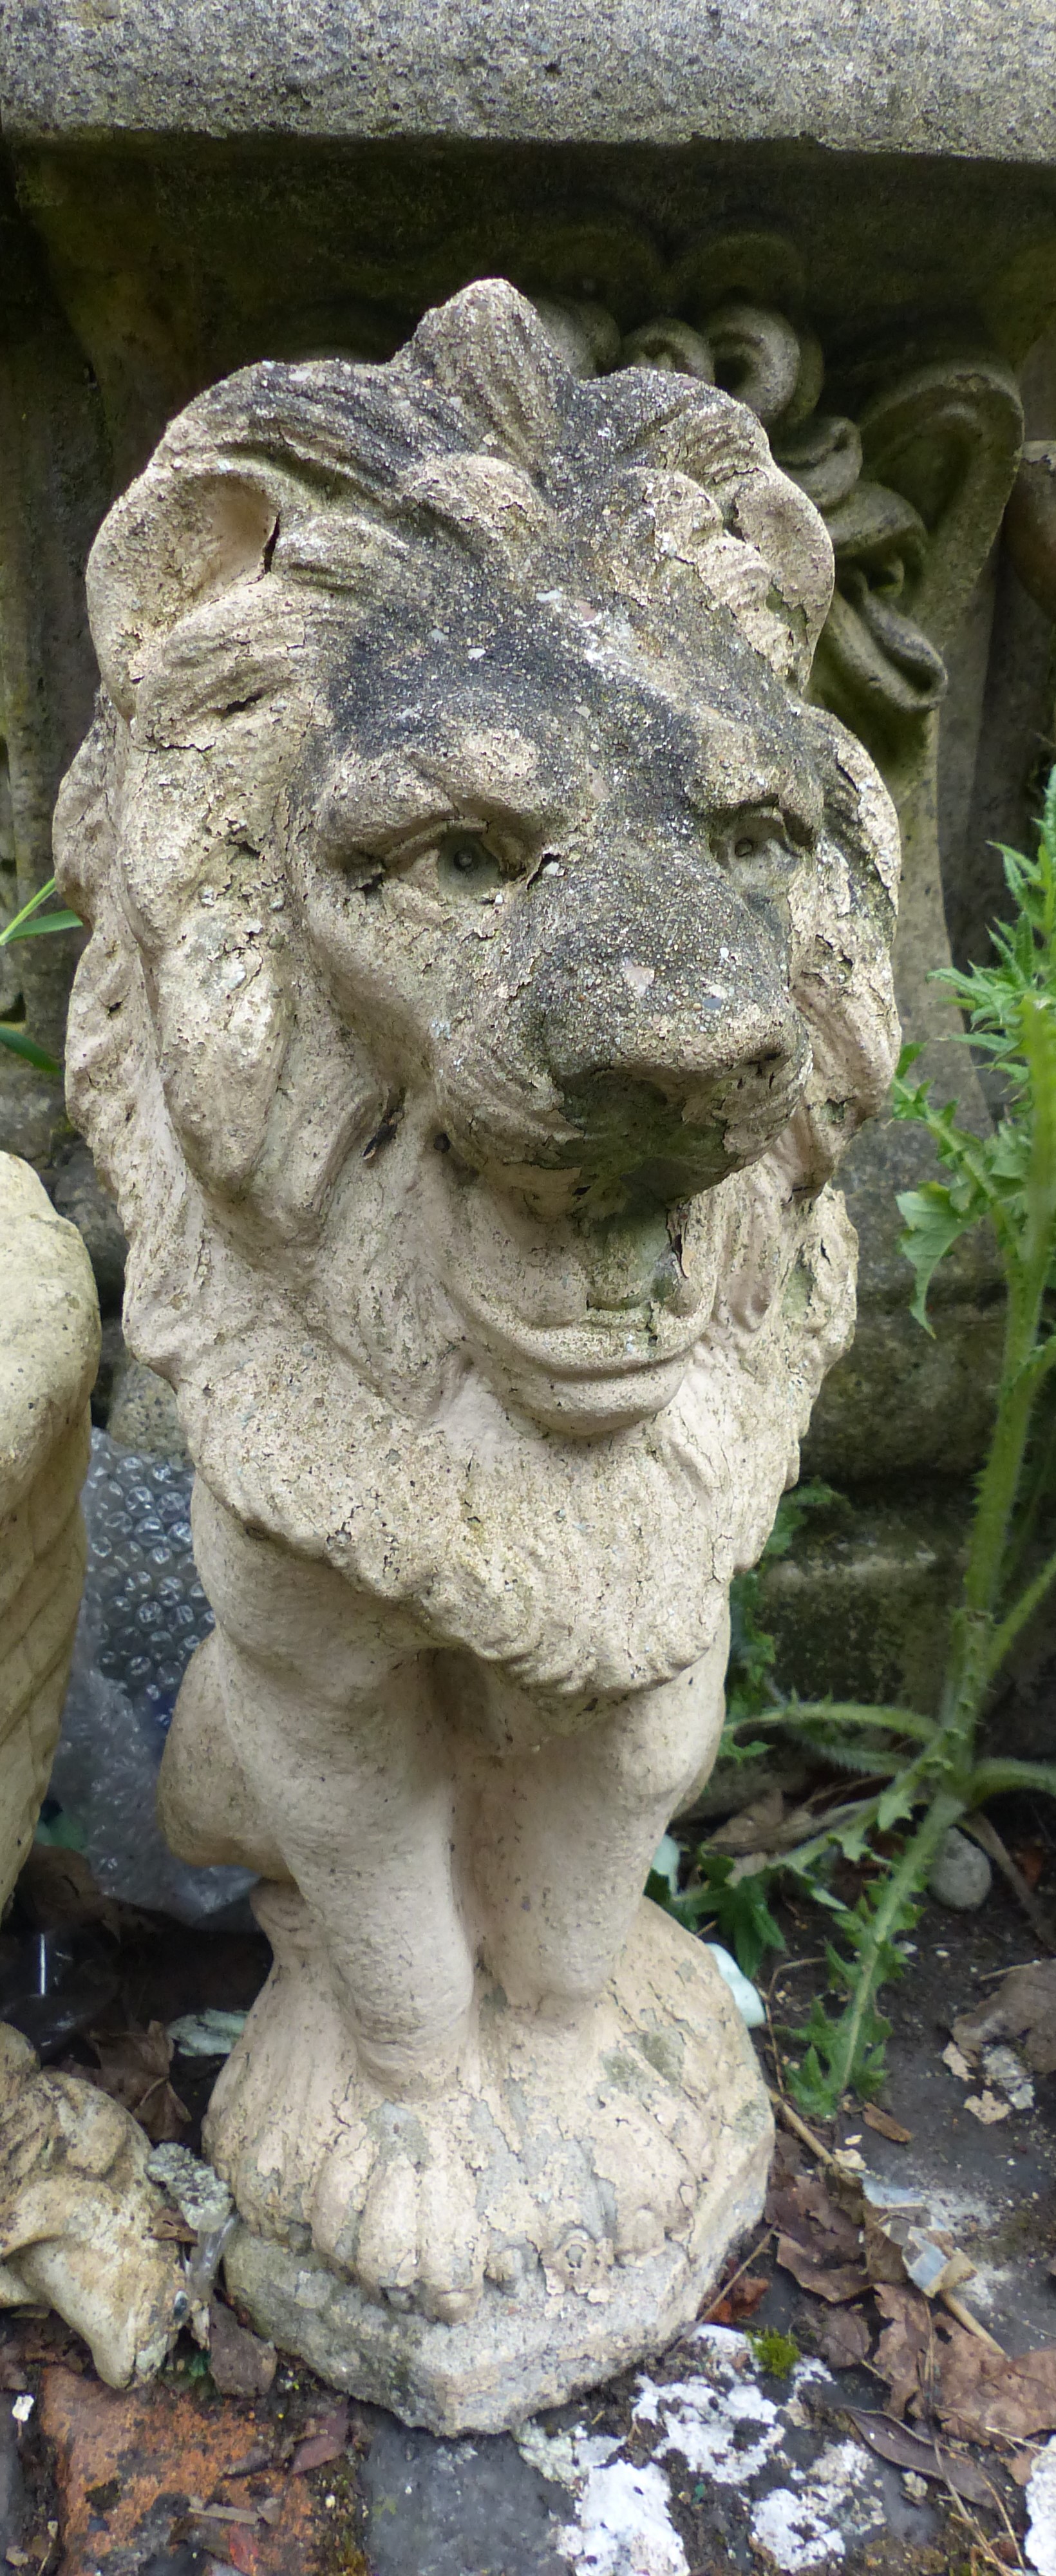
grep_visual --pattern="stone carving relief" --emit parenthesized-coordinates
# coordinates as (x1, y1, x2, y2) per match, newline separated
(56, 278, 901, 2427)
(529, 261, 1023, 808)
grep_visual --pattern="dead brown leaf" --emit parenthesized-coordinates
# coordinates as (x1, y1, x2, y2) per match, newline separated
(187, 2499, 261, 2525)
(148, 2208, 198, 2244)
(952, 1962, 1056, 2076)
(706, 2273, 769, 2327)
(818, 2305, 872, 2371)
(965, 2088, 1010, 2125)
(208, 2297, 277, 2400)
(1010, 2449, 1041, 2487)
(84, 2021, 189, 2143)
(862, 2105, 912, 2145)
(860, 2206, 915, 2290)
(290, 2405, 349, 2474)
(768, 2137, 871, 2304)
(844, 2409, 992, 2505)
(223, 2446, 274, 2481)
(767, 2161, 863, 2266)
(874, 2284, 932, 2419)
(938, 2325, 1056, 2442)
(776, 2235, 869, 2303)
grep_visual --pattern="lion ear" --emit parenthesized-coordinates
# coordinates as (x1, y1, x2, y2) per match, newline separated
(88, 458, 292, 718)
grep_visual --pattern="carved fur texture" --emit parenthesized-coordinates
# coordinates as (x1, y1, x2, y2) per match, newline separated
(56, 279, 900, 1709)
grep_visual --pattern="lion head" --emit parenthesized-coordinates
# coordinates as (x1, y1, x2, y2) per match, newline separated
(56, 280, 898, 1706)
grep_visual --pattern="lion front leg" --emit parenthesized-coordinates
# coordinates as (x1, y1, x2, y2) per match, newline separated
(169, 1621, 476, 2090)
(467, 1613, 730, 2014)
(159, 1481, 478, 2242)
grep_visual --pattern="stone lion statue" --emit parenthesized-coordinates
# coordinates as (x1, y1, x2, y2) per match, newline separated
(56, 279, 899, 2429)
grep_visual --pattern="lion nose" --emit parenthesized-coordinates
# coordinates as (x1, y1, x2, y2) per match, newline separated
(518, 857, 810, 1193)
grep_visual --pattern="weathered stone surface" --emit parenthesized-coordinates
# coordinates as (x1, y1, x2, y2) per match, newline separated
(0, 2025, 185, 2389)
(223, 1904, 771, 2436)
(759, 1489, 969, 1717)
(57, 279, 898, 2423)
(802, 1105, 1005, 1481)
(107, 1354, 189, 1463)
(0, 1148, 98, 1912)
(3, 0, 1055, 160)
(359, 2415, 570, 2576)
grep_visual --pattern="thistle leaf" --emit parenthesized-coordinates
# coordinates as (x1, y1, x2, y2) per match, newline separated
(896, 1184, 971, 1329)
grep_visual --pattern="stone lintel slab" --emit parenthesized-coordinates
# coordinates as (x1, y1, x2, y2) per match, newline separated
(1, 0, 1055, 162)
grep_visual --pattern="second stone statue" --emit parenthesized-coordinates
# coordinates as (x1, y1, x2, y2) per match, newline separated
(55, 279, 900, 2430)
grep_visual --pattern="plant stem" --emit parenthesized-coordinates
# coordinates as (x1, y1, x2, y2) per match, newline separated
(963, 1005, 1056, 1645)
(818, 1788, 963, 2101)
(750, 1701, 935, 1743)
(967, 1757, 1056, 1804)
(964, 1285, 1045, 1627)
(986, 1537, 1056, 1678)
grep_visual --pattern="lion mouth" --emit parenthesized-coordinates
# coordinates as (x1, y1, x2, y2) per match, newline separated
(448, 1280, 706, 1384)
(425, 1143, 721, 1428)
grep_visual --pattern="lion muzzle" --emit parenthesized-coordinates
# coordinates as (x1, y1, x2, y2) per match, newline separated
(435, 843, 811, 1208)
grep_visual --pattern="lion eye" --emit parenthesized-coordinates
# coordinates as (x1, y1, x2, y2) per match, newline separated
(437, 835, 504, 902)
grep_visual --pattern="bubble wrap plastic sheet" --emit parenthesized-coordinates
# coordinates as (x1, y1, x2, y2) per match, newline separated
(50, 1429, 256, 1921)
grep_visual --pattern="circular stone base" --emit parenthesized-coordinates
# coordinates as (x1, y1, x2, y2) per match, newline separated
(216, 1900, 772, 2434)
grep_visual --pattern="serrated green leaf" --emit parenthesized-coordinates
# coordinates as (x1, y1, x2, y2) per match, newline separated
(829, 1811, 876, 1864)
(876, 1774, 923, 1833)
(896, 1184, 972, 1330)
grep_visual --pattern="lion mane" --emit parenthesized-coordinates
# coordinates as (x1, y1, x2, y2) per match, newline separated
(55, 280, 899, 1711)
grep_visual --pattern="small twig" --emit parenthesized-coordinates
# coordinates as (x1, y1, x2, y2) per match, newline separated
(975, 1958, 1046, 1980)
(769, 2090, 837, 2167)
(771, 2091, 1006, 2354)
(701, 2228, 774, 2322)
(941, 2290, 1005, 2354)
(767, 1955, 827, 1994)
(764, 1980, 789, 2103)
(963, 1812, 1056, 1951)
(976, 2458, 1028, 2569)
(945, 2480, 1024, 2575)
(765, 1956, 828, 2103)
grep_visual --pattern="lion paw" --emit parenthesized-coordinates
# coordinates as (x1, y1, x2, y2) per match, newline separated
(204, 1889, 768, 2330)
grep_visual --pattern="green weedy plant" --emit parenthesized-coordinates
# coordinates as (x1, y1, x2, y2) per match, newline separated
(753, 762, 1056, 2115)
(0, 874, 82, 1073)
